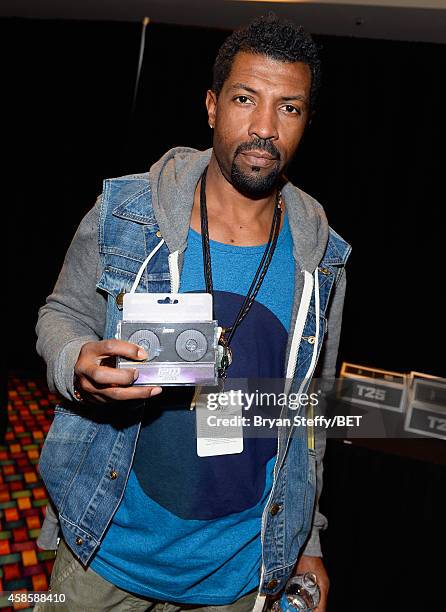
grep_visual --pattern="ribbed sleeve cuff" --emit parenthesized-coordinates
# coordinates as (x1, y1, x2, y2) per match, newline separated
(54, 337, 97, 401)
(302, 528, 323, 557)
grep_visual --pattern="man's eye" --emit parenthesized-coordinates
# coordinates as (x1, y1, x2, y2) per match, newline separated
(283, 104, 302, 115)
(235, 95, 253, 104)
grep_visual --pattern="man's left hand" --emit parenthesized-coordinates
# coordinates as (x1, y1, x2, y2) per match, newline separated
(293, 555, 329, 612)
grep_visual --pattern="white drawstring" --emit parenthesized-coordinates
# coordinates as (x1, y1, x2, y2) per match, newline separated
(130, 239, 165, 294)
(284, 270, 314, 395)
(252, 593, 267, 612)
(168, 250, 180, 293)
(297, 268, 320, 396)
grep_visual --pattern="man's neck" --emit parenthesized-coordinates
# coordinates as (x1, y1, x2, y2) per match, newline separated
(190, 154, 283, 246)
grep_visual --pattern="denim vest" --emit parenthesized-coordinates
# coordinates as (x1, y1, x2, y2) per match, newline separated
(38, 174, 350, 597)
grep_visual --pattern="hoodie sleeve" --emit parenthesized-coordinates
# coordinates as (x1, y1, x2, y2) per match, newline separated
(35, 196, 106, 401)
(302, 268, 347, 557)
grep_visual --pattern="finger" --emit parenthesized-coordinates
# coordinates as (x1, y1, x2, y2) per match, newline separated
(77, 379, 162, 403)
(88, 339, 149, 361)
(103, 386, 162, 401)
(81, 364, 139, 387)
(96, 385, 163, 402)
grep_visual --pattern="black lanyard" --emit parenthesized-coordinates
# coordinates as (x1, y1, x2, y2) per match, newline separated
(199, 167, 282, 378)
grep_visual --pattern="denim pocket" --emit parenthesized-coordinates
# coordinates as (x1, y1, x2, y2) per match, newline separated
(98, 265, 171, 299)
(38, 410, 99, 509)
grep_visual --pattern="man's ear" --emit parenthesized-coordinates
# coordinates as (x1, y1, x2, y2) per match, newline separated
(206, 90, 217, 128)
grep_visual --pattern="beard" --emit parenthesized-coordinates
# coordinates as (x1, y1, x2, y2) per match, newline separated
(230, 138, 282, 198)
(230, 160, 280, 197)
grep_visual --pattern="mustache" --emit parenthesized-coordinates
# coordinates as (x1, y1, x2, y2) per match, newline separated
(234, 138, 281, 161)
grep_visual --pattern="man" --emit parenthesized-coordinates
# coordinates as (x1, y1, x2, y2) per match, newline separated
(35, 14, 350, 612)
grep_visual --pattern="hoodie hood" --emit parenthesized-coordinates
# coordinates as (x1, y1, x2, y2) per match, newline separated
(149, 146, 329, 273)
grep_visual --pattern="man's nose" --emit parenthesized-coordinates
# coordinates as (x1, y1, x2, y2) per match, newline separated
(248, 104, 279, 141)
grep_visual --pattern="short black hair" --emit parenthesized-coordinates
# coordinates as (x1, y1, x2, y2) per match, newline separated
(212, 13, 321, 111)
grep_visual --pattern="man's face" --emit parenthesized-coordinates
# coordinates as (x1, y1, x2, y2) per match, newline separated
(206, 51, 312, 197)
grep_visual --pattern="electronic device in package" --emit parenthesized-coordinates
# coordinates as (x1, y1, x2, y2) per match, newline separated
(116, 293, 219, 386)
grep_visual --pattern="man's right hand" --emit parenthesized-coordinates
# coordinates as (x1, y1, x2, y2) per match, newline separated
(74, 339, 162, 403)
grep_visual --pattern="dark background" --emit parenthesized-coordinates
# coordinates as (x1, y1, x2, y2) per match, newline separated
(8, 17, 445, 378)
(6, 16, 446, 611)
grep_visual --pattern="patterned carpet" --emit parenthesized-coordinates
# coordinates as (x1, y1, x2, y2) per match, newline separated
(0, 375, 57, 611)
